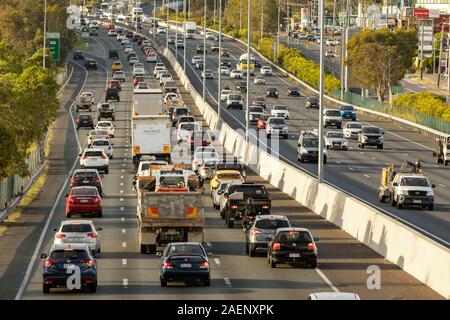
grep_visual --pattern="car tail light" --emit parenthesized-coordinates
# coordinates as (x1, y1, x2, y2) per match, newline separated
(83, 259, 95, 267)
(272, 242, 281, 251)
(231, 204, 238, 210)
(262, 204, 270, 210)
(72, 177, 79, 182)
(94, 197, 101, 204)
(55, 233, 66, 239)
(251, 228, 262, 235)
(81, 155, 87, 160)
(162, 261, 173, 269)
(94, 177, 101, 183)
(69, 197, 75, 203)
(45, 259, 56, 268)
(87, 233, 97, 238)
(199, 261, 209, 269)
(101, 155, 107, 159)
(307, 242, 316, 251)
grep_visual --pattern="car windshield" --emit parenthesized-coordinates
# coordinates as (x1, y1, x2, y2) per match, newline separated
(231, 186, 268, 198)
(327, 132, 343, 138)
(274, 106, 287, 111)
(277, 231, 312, 242)
(61, 224, 93, 233)
(255, 219, 290, 229)
(347, 123, 362, 129)
(342, 106, 354, 111)
(84, 151, 104, 157)
(303, 138, 319, 148)
(91, 130, 108, 136)
(309, 97, 318, 102)
(97, 122, 110, 127)
(268, 87, 277, 91)
(326, 110, 341, 116)
(269, 118, 286, 125)
(289, 87, 298, 91)
(71, 188, 98, 196)
(79, 115, 91, 120)
(92, 140, 109, 146)
(196, 152, 217, 159)
(49, 250, 90, 260)
(400, 177, 430, 187)
(217, 173, 241, 179)
(229, 95, 242, 100)
(180, 123, 198, 131)
(250, 107, 264, 113)
(180, 117, 195, 122)
(74, 171, 97, 178)
(176, 109, 189, 115)
(167, 244, 204, 257)
(363, 127, 381, 134)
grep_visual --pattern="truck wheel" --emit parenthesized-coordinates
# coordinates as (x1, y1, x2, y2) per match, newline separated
(42, 284, 50, 294)
(140, 244, 148, 254)
(397, 202, 403, 209)
(148, 245, 156, 254)
(227, 216, 234, 228)
(428, 204, 434, 211)
(160, 280, 167, 287)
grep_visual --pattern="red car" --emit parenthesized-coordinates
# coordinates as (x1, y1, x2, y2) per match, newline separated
(107, 23, 115, 30)
(257, 114, 269, 130)
(65, 186, 103, 218)
(108, 80, 121, 91)
(133, 76, 145, 87)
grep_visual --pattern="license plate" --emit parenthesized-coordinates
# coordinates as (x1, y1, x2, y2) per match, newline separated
(334, 143, 340, 147)
(413, 200, 422, 204)
(167, 229, 179, 235)
(63, 264, 75, 269)
(289, 253, 300, 258)
(180, 263, 192, 268)
(80, 199, 89, 203)
(82, 180, 89, 184)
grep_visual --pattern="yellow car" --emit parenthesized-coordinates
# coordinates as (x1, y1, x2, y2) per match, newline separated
(112, 61, 122, 72)
(210, 170, 244, 192)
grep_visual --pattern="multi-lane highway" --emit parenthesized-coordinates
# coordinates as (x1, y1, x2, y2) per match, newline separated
(0, 24, 443, 300)
(141, 19, 450, 246)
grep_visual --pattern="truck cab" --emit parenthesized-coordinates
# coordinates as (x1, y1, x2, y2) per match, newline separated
(390, 174, 435, 210)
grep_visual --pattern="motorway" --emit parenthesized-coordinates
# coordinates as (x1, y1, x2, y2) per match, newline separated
(141, 20, 450, 247)
(0, 25, 442, 299)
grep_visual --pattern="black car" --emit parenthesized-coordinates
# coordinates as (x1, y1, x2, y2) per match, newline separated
(105, 88, 120, 102)
(133, 34, 141, 42)
(254, 59, 262, 68)
(41, 243, 98, 293)
(287, 86, 300, 96)
(160, 242, 210, 287)
(126, 31, 133, 38)
(220, 59, 232, 67)
(266, 86, 279, 98)
(73, 51, 84, 60)
(171, 107, 190, 126)
(127, 52, 137, 61)
(267, 227, 319, 268)
(196, 44, 206, 54)
(236, 81, 247, 93)
(69, 169, 103, 194)
(97, 104, 115, 121)
(76, 114, 94, 130)
(84, 59, 97, 70)
(306, 96, 319, 109)
(108, 49, 119, 59)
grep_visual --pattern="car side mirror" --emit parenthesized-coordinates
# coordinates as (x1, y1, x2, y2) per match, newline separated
(431, 184, 436, 188)
(96, 227, 103, 231)
(393, 182, 398, 187)
(78, 153, 82, 157)
(132, 180, 137, 186)
(64, 193, 69, 198)
(52, 228, 57, 232)
(40, 253, 47, 259)
(313, 237, 320, 242)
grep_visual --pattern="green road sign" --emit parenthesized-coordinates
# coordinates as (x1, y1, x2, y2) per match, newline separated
(46, 32, 60, 61)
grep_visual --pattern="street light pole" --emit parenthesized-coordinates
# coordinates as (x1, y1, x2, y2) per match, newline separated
(239, 0, 242, 31)
(153, 0, 156, 38)
(318, 0, 325, 183)
(183, 0, 186, 72)
(203, 0, 206, 99)
(43, 0, 47, 69)
(277, 0, 280, 61)
(260, 0, 264, 45)
(166, 0, 170, 50)
(175, 0, 179, 59)
(218, 0, 222, 122)
(246, 0, 251, 143)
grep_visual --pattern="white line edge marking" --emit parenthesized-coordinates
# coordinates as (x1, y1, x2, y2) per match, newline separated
(122, 259, 127, 265)
(123, 278, 128, 286)
(224, 278, 232, 287)
(214, 258, 220, 265)
(315, 268, 340, 293)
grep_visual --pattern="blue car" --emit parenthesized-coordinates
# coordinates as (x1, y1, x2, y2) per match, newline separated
(41, 243, 97, 293)
(160, 242, 210, 287)
(340, 105, 356, 121)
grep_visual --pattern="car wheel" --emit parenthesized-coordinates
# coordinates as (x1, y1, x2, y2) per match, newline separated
(445, 160, 449, 166)
(97, 211, 103, 218)
(66, 212, 71, 218)
(227, 215, 234, 228)
(148, 245, 156, 254)
(104, 169, 109, 174)
(204, 279, 210, 286)
(160, 279, 167, 287)
(245, 242, 249, 254)
(361, 143, 365, 149)
(310, 261, 317, 269)
(391, 194, 397, 207)
(428, 204, 434, 211)
(42, 284, 50, 294)
(267, 134, 271, 139)
(140, 244, 148, 254)
(220, 209, 224, 219)
(76, 126, 79, 130)
(89, 284, 97, 293)
(270, 256, 276, 268)
(299, 156, 304, 163)
(249, 245, 255, 257)
(378, 144, 383, 150)
(397, 202, 403, 209)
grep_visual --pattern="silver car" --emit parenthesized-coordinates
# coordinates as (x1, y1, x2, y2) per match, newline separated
(245, 215, 291, 257)
(53, 220, 102, 256)
(325, 131, 348, 150)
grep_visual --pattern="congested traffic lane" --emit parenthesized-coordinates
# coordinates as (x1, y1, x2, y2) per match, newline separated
(149, 24, 450, 246)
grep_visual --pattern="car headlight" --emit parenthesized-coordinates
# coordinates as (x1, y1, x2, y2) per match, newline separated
(427, 191, 434, 196)
(302, 149, 308, 154)
(398, 190, 408, 196)
(342, 141, 348, 146)
(362, 135, 368, 141)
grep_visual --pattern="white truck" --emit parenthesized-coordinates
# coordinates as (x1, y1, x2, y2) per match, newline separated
(132, 88, 163, 116)
(184, 21, 197, 39)
(136, 168, 205, 254)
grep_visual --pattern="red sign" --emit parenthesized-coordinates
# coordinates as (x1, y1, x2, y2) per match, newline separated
(414, 8, 429, 18)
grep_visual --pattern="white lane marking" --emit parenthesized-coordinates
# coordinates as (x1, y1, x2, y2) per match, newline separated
(371, 157, 376, 160)
(434, 164, 439, 167)
(335, 161, 341, 165)
(15, 62, 89, 300)
(206, 241, 212, 247)
(120, 190, 124, 193)
(121, 169, 125, 172)
(121, 176, 124, 179)
(403, 153, 409, 156)
(349, 167, 355, 171)
(439, 184, 446, 187)
(214, 258, 221, 266)
(224, 278, 232, 287)
(121, 207, 125, 211)
(120, 182, 124, 186)
(122, 242, 127, 248)
(122, 259, 127, 266)
(363, 174, 370, 178)
(121, 217, 125, 222)
(122, 228, 126, 234)
(120, 198, 124, 201)
(359, 152, 364, 155)
(123, 279, 128, 286)
(315, 268, 340, 293)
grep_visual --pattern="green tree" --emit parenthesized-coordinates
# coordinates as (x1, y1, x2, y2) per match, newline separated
(347, 28, 417, 102)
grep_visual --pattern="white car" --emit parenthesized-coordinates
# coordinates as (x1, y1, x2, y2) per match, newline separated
(260, 66, 273, 75)
(230, 70, 243, 79)
(177, 122, 201, 142)
(87, 130, 110, 145)
(90, 139, 114, 158)
(133, 66, 145, 76)
(129, 57, 139, 65)
(220, 89, 231, 101)
(219, 66, 230, 76)
(271, 105, 289, 119)
(212, 180, 243, 209)
(159, 72, 173, 85)
(108, 29, 117, 36)
(254, 76, 266, 85)
(79, 148, 109, 173)
(205, 32, 214, 40)
(146, 52, 158, 62)
(325, 39, 340, 46)
(343, 121, 363, 139)
(323, 109, 343, 129)
(265, 117, 288, 139)
(116, 34, 126, 41)
(153, 65, 166, 77)
(191, 56, 202, 65)
(192, 148, 220, 171)
(95, 121, 115, 137)
(134, 82, 150, 92)
(112, 71, 126, 82)
(249, 106, 265, 123)
(325, 131, 348, 150)
(124, 45, 134, 53)
(156, 26, 166, 34)
(53, 220, 102, 256)
(164, 92, 180, 104)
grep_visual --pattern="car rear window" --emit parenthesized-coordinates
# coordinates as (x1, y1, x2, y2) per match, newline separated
(50, 250, 90, 260)
(326, 110, 341, 116)
(84, 151, 103, 157)
(74, 172, 97, 178)
(255, 219, 290, 229)
(91, 130, 108, 136)
(79, 115, 92, 120)
(61, 224, 93, 233)
(363, 127, 381, 134)
(231, 185, 268, 198)
(71, 188, 98, 196)
(250, 107, 264, 113)
(277, 231, 312, 242)
(92, 140, 109, 146)
(168, 244, 204, 257)
(175, 108, 189, 115)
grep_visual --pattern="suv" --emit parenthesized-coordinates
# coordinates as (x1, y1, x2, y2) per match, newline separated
(266, 86, 279, 98)
(76, 114, 94, 130)
(297, 131, 327, 163)
(226, 93, 244, 110)
(73, 51, 84, 60)
(108, 49, 119, 59)
(97, 104, 115, 121)
(84, 58, 97, 70)
(265, 117, 288, 139)
(287, 86, 300, 96)
(306, 96, 319, 109)
(79, 148, 109, 173)
(69, 169, 103, 195)
(323, 109, 343, 129)
(340, 105, 356, 121)
(105, 88, 120, 102)
(358, 126, 384, 149)
(245, 215, 291, 257)
(196, 43, 206, 54)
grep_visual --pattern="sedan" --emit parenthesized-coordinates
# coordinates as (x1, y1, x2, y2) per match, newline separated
(287, 86, 300, 96)
(266, 86, 279, 98)
(108, 80, 122, 91)
(87, 130, 109, 145)
(90, 139, 114, 158)
(271, 105, 289, 119)
(254, 76, 266, 85)
(230, 70, 243, 79)
(41, 243, 97, 293)
(95, 121, 115, 137)
(220, 89, 231, 101)
(260, 66, 273, 75)
(267, 227, 319, 268)
(202, 69, 214, 79)
(124, 45, 134, 53)
(219, 66, 230, 76)
(160, 242, 210, 286)
(191, 56, 202, 65)
(112, 71, 126, 82)
(53, 220, 102, 256)
(325, 131, 348, 150)
(129, 57, 139, 66)
(65, 186, 103, 218)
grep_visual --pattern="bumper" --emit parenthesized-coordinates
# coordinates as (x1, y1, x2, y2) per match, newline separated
(300, 153, 319, 161)
(43, 274, 97, 288)
(81, 165, 108, 172)
(341, 113, 356, 120)
(160, 270, 210, 282)
(361, 139, 383, 146)
(325, 121, 342, 127)
(77, 122, 94, 127)
(398, 195, 434, 206)
(271, 252, 317, 265)
(344, 132, 359, 139)
(249, 242, 269, 252)
(67, 204, 102, 215)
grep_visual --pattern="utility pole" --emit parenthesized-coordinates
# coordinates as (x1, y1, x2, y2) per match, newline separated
(246, 0, 251, 144)
(218, 0, 222, 123)
(277, 0, 280, 61)
(213, 0, 216, 27)
(447, 30, 450, 92)
(43, 0, 47, 69)
(344, 0, 350, 93)
(175, 0, 179, 59)
(437, 22, 444, 87)
(203, 0, 206, 99)
(153, 0, 156, 38)
(432, 19, 435, 74)
(166, 0, 170, 50)
(287, 0, 290, 49)
(240, 0, 242, 31)
(261, 0, 264, 44)
(420, 21, 424, 80)
(318, 0, 325, 183)
(183, 0, 186, 72)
